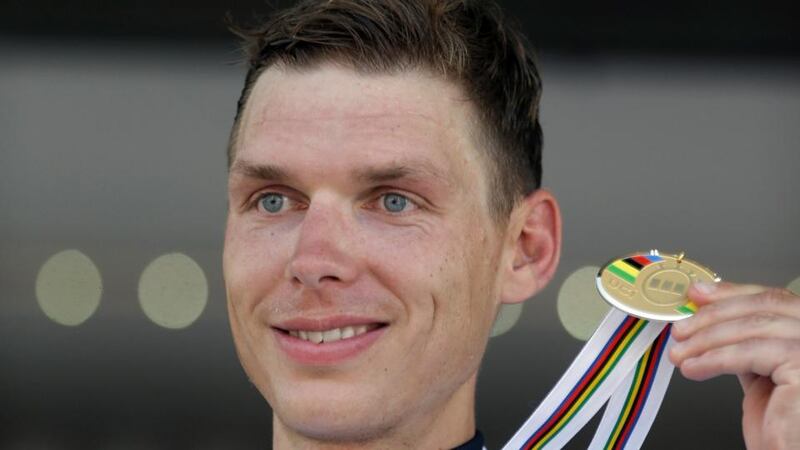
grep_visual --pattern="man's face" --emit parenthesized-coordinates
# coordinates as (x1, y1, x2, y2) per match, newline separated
(224, 64, 509, 441)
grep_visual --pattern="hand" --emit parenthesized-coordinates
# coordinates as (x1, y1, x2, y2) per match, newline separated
(669, 281, 800, 450)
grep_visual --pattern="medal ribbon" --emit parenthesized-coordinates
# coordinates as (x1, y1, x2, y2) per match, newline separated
(503, 309, 675, 450)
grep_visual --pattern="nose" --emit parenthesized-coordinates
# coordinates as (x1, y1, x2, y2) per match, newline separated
(286, 200, 360, 289)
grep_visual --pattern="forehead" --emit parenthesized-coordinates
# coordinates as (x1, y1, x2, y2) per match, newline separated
(235, 64, 490, 191)
(242, 64, 468, 134)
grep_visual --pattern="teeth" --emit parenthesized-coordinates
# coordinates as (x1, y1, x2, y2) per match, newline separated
(308, 331, 323, 344)
(288, 324, 377, 344)
(341, 326, 355, 339)
(322, 328, 341, 342)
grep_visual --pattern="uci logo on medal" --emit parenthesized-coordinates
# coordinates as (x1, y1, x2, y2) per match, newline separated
(641, 269, 691, 307)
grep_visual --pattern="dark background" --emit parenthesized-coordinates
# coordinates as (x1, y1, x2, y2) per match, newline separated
(1, 1, 799, 449)
(2, 0, 799, 56)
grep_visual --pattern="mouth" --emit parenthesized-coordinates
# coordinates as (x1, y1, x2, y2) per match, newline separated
(271, 317, 389, 365)
(277, 323, 385, 344)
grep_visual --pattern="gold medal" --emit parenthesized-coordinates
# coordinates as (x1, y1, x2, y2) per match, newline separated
(596, 250, 720, 322)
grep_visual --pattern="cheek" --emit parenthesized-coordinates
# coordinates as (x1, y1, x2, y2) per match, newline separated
(381, 223, 501, 397)
(428, 221, 500, 335)
(223, 220, 294, 315)
(362, 222, 448, 288)
(224, 220, 296, 393)
(365, 216, 497, 331)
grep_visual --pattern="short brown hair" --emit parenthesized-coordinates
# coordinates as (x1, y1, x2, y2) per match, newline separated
(228, 0, 543, 219)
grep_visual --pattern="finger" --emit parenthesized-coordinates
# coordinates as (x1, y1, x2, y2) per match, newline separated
(670, 314, 800, 364)
(737, 373, 757, 391)
(678, 338, 800, 382)
(687, 281, 769, 306)
(673, 287, 800, 339)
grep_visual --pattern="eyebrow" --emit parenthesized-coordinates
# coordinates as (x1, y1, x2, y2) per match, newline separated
(230, 161, 291, 182)
(230, 159, 451, 187)
(353, 161, 449, 186)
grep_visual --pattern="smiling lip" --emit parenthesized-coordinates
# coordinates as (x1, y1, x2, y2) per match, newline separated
(272, 316, 388, 365)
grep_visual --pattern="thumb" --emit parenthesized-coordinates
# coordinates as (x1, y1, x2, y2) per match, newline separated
(688, 280, 768, 306)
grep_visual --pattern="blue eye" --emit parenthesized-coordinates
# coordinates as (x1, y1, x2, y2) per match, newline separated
(382, 193, 409, 213)
(259, 193, 285, 213)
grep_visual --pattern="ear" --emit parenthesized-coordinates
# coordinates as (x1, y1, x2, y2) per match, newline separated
(499, 189, 562, 304)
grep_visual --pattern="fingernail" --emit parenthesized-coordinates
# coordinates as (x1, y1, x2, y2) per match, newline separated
(668, 345, 682, 363)
(693, 281, 716, 294)
(672, 316, 694, 336)
(672, 322, 690, 339)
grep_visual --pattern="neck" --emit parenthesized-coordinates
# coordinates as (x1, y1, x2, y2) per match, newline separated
(272, 373, 478, 450)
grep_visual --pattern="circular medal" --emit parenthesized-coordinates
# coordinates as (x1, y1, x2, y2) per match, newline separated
(596, 250, 720, 322)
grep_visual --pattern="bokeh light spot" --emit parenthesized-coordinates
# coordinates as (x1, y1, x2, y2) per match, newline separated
(138, 253, 208, 329)
(788, 275, 800, 296)
(557, 266, 610, 341)
(490, 302, 524, 337)
(35, 249, 102, 326)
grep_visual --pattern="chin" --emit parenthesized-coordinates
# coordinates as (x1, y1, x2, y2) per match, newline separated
(273, 387, 397, 443)
(280, 414, 392, 444)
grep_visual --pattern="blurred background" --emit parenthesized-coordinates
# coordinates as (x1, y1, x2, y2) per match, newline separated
(1, 0, 798, 448)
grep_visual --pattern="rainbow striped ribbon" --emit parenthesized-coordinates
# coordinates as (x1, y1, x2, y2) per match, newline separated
(588, 326, 674, 450)
(503, 310, 674, 450)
